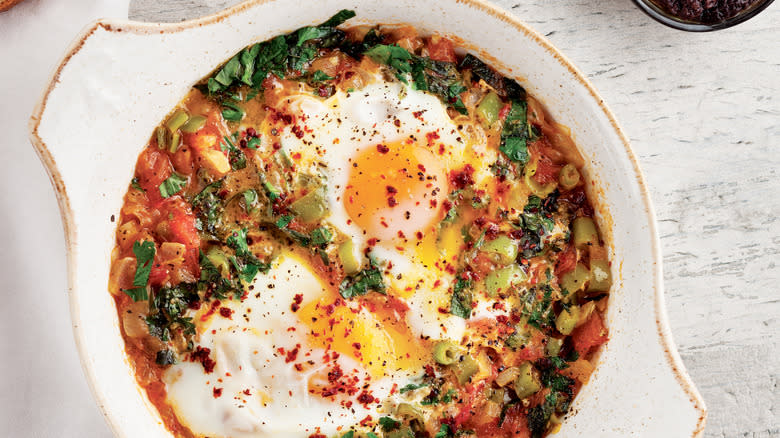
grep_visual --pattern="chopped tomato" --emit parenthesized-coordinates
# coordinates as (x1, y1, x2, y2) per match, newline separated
(160, 198, 200, 249)
(149, 263, 169, 287)
(572, 313, 608, 356)
(474, 403, 530, 438)
(533, 155, 560, 185)
(426, 36, 456, 63)
(555, 245, 577, 276)
(183, 247, 200, 279)
(499, 103, 512, 121)
(135, 148, 171, 202)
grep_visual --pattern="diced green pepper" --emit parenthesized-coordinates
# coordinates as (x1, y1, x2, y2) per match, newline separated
(476, 92, 501, 127)
(588, 259, 612, 292)
(485, 264, 526, 297)
(290, 188, 327, 222)
(572, 217, 598, 249)
(169, 130, 182, 153)
(396, 403, 424, 426)
(545, 337, 564, 357)
(454, 354, 479, 385)
(513, 361, 541, 399)
(482, 235, 519, 265)
(181, 115, 207, 133)
(338, 241, 361, 274)
(560, 262, 590, 293)
(165, 109, 189, 132)
(559, 163, 580, 190)
(555, 305, 580, 335)
(156, 126, 168, 150)
(206, 247, 231, 278)
(432, 340, 460, 365)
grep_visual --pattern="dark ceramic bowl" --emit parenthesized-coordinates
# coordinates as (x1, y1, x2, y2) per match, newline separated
(631, 0, 775, 31)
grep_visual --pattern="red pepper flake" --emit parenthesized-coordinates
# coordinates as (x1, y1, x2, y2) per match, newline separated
(357, 390, 375, 405)
(433, 279, 442, 288)
(425, 131, 440, 145)
(285, 344, 301, 363)
(246, 127, 257, 138)
(387, 197, 398, 207)
(424, 364, 435, 377)
(272, 141, 281, 150)
(394, 118, 401, 127)
(295, 363, 304, 372)
(416, 231, 423, 240)
(213, 387, 223, 398)
(418, 163, 427, 173)
(359, 415, 373, 427)
(376, 144, 390, 154)
(352, 342, 362, 350)
(187, 300, 202, 310)
(308, 434, 326, 438)
(243, 389, 251, 396)
(484, 222, 499, 240)
(386, 185, 397, 195)
(200, 300, 222, 321)
(219, 307, 234, 319)
(438, 144, 446, 155)
(291, 125, 305, 139)
(291, 293, 303, 312)
(449, 164, 475, 189)
(367, 238, 378, 247)
(413, 110, 425, 119)
(189, 346, 216, 374)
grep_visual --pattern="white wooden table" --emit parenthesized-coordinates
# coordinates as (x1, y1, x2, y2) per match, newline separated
(0, 1, 775, 437)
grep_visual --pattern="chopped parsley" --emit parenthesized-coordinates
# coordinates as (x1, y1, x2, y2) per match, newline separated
(159, 173, 187, 199)
(378, 416, 401, 431)
(242, 189, 258, 213)
(123, 240, 156, 301)
(339, 265, 386, 299)
(364, 44, 467, 114)
(450, 277, 473, 319)
(399, 382, 429, 393)
(435, 424, 452, 438)
(146, 282, 198, 342)
(499, 100, 529, 164)
(130, 177, 145, 192)
(310, 227, 332, 247)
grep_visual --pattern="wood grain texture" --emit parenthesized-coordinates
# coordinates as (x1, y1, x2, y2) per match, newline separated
(129, 1, 780, 436)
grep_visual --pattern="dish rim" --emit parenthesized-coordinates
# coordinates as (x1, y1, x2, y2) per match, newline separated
(27, 0, 707, 436)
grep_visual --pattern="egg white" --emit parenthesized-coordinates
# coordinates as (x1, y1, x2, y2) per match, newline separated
(164, 254, 393, 437)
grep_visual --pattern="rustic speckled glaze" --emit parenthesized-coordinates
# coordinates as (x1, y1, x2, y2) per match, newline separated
(29, 0, 706, 436)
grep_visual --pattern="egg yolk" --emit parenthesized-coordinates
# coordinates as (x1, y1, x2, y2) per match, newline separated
(344, 141, 447, 241)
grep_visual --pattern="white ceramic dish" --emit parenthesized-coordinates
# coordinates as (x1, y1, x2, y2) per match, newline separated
(29, 0, 706, 436)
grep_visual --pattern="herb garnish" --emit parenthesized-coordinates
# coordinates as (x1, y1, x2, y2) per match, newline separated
(123, 240, 156, 301)
(450, 276, 473, 319)
(499, 100, 530, 164)
(339, 264, 386, 299)
(364, 44, 468, 114)
(159, 173, 188, 198)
